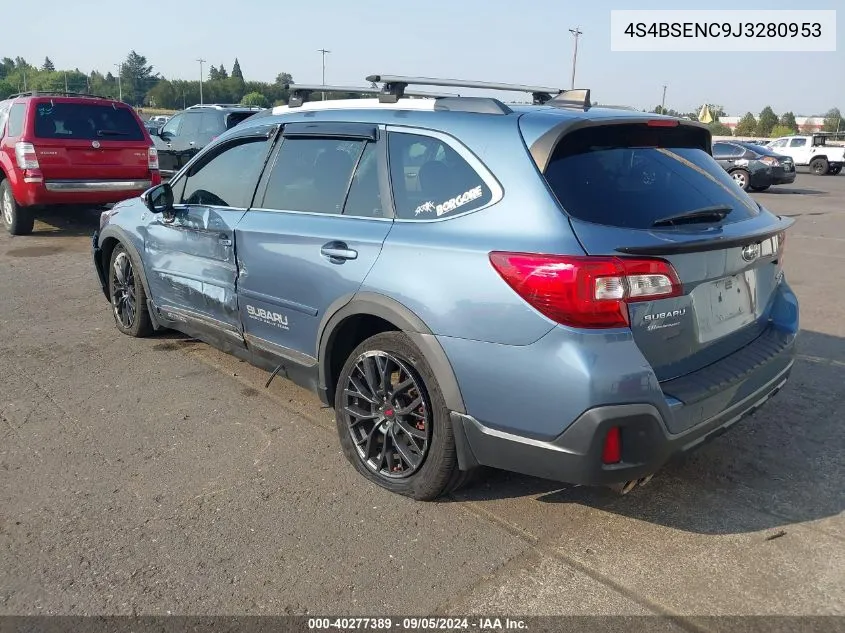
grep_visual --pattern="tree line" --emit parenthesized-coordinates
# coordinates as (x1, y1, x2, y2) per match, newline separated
(0, 52, 367, 110)
(650, 102, 842, 137)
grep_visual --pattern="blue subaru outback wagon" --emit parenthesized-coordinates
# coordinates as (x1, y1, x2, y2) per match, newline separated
(92, 75, 798, 500)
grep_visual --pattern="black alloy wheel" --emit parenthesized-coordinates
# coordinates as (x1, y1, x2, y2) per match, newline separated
(342, 351, 432, 478)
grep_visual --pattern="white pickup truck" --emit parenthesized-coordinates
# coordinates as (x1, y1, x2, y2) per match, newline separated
(765, 135, 844, 175)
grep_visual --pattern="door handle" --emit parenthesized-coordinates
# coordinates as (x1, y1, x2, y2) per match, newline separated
(321, 242, 358, 261)
(219, 233, 232, 246)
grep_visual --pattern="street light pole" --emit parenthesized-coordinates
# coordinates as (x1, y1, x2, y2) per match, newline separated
(317, 48, 330, 100)
(114, 63, 122, 101)
(661, 84, 667, 113)
(197, 58, 206, 104)
(569, 27, 582, 89)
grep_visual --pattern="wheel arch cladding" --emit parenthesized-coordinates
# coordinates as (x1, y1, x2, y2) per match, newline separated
(98, 226, 160, 326)
(318, 292, 466, 414)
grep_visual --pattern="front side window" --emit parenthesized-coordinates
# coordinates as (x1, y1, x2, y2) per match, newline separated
(179, 137, 270, 208)
(388, 132, 492, 220)
(769, 139, 787, 148)
(160, 114, 182, 137)
(260, 137, 364, 215)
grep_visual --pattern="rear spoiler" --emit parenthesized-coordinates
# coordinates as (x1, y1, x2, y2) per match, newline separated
(528, 117, 711, 173)
(615, 215, 795, 256)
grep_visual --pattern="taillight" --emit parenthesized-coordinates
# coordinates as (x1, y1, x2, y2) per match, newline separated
(760, 156, 779, 167)
(602, 427, 622, 464)
(15, 142, 39, 170)
(148, 146, 159, 170)
(488, 252, 682, 329)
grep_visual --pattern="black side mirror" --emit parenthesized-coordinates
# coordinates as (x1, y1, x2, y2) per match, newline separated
(144, 182, 174, 214)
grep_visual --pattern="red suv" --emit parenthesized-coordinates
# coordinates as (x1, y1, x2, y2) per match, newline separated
(0, 92, 161, 235)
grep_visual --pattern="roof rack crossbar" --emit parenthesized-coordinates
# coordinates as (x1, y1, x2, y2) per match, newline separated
(366, 74, 563, 105)
(283, 83, 456, 108)
(9, 90, 109, 100)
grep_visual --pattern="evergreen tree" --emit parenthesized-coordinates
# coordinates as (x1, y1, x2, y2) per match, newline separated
(231, 58, 244, 80)
(42, 57, 55, 72)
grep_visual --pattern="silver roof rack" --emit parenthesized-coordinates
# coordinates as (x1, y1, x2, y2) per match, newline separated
(365, 74, 591, 108)
(283, 83, 456, 108)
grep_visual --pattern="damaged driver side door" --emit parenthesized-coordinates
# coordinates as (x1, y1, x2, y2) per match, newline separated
(144, 126, 277, 344)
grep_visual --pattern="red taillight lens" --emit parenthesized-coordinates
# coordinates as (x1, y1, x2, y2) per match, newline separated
(602, 427, 622, 464)
(148, 146, 159, 171)
(760, 156, 779, 167)
(489, 252, 682, 329)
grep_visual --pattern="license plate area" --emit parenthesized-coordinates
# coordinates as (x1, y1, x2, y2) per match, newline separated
(695, 272, 757, 344)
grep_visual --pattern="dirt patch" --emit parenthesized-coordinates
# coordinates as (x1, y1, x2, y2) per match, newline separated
(6, 246, 64, 258)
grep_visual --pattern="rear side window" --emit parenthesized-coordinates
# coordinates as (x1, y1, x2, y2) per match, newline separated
(32, 102, 144, 141)
(789, 138, 807, 147)
(388, 132, 492, 220)
(543, 123, 760, 230)
(260, 137, 364, 215)
(7, 104, 25, 137)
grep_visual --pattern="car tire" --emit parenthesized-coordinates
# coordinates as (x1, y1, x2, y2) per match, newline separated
(1, 180, 35, 236)
(108, 243, 154, 338)
(730, 169, 751, 191)
(828, 165, 842, 176)
(750, 185, 770, 192)
(334, 331, 469, 501)
(809, 158, 829, 176)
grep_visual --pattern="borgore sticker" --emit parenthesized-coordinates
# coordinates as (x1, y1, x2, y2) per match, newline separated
(414, 185, 484, 217)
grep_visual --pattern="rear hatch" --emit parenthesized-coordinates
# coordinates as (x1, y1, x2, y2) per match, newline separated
(29, 99, 151, 180)
(534, 118, 791, 382)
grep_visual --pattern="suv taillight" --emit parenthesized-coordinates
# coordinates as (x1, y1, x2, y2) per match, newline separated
(148, 146, 159, 170)
(15, 142, 39, 170)
(489, 252, 683, 329)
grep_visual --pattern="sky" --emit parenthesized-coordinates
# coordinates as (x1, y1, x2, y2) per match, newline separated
(5, 0, 843, 116)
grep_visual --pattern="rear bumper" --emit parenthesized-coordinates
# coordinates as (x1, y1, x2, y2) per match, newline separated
(16, 177, 158, 206)
(452, 351, 793, 486)
(771, 170, 797, 185)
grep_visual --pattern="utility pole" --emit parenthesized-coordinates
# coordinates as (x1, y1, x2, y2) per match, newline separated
(661, 84, 667, 113)
(197, 58, 206, 104)
(569, 27, 582, 89)
(114, 63, 122, 101)
(22, 67, 27, 92)
(317, 48, 330, 100)
(64, 72, 68, 93)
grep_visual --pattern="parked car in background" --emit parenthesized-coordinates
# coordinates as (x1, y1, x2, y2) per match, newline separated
(0, 91, 160, 235)
(143, 120, 163, 135)
(93, 76, 797, 501)
(765, 134, 844, 175)
(148, 115, 171, 125)
(151, 104, 264, 179)
(712, 141, 796, 191)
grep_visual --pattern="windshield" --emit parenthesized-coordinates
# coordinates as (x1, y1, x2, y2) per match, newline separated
(543, 123, 760, 230)
(33, 101, 145, 141)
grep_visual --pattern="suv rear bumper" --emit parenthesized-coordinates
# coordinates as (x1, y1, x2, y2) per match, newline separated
(451, 357, 792, 486)
(15, 177, 158, 206)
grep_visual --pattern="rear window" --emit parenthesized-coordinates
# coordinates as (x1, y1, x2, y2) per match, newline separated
(544, 123, 760, 230)
(33, 102, 145, 141)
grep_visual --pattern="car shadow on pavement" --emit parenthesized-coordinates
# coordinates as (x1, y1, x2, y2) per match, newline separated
(29, 206, 102, 238)
(450, 329, 844, 536)
(758, 187, 828, 196)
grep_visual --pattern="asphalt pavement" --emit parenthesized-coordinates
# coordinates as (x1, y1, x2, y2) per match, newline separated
(1, 174, 843, 623)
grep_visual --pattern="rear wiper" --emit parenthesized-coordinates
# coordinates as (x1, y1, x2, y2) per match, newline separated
(96, 129, 130, 136)
(652, 205, 734, 228)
